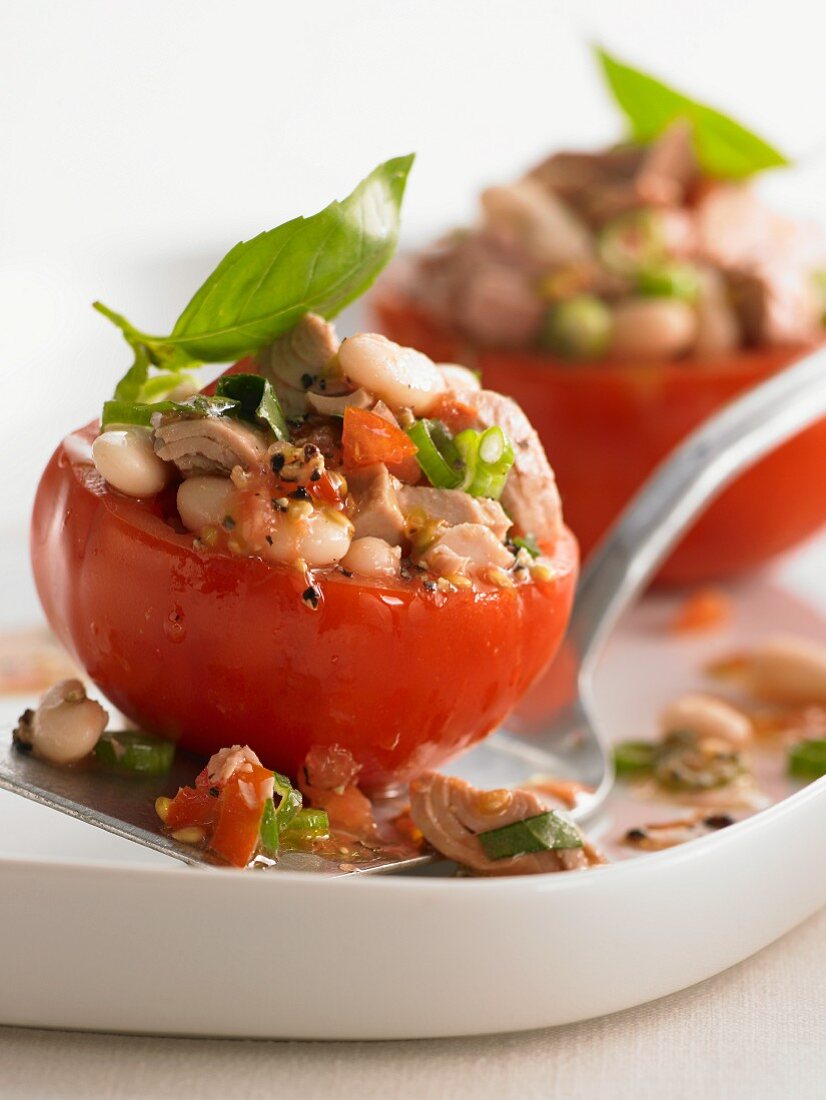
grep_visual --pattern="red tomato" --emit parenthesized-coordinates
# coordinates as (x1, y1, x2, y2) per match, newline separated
(373, 282, 826, 585)
(31, 425, 578, 791)
(209, 763, 272, 868)
(341, 406, 418, 468)
(166, 784, 220, 830)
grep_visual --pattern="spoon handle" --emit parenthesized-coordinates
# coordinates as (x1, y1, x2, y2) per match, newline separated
(572, 345, 826, 673)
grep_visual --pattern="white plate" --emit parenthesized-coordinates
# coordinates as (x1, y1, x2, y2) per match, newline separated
(1, 535, 825, 1039)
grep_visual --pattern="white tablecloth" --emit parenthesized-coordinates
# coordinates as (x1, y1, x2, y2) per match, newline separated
(2, 904, 823, 1100)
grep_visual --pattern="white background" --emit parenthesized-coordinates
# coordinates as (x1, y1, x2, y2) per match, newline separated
(3, 0, 826, 528)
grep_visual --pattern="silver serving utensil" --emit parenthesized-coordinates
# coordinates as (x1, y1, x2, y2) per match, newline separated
(3, 346, 826, 866)
(480, 343, 826, 821)
(0, 742, 429, 875)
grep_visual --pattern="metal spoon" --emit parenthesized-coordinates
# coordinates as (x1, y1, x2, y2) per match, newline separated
(485, 343, 826, 821)
(3, 345, 826, 864)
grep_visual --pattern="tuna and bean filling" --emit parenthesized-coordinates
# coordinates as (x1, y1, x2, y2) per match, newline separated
(91, 314, 564, 596)
(404, 123, 826, 358)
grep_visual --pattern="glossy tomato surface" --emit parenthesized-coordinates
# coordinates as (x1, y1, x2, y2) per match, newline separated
(31, 425, 578, 791)
(374, 283, 826, 585)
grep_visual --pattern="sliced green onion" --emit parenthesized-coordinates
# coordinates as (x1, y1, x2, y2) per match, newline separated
(406, 419, 463, 488)
(281, 807, 330, 841)
(614, 740, 657, 777)
(101, 394, 238, 428)
(478, 811, 583, 861)
(259, 772, 304, 856)
(215, 373, 290, 441)
(541, 295, 613, 360)
(636, 262, 700, 302)
(788, 739, 826, 780)
(93, 730, 175, 775)
(512, 534, 541, 559)
(456, 427, 515, 500)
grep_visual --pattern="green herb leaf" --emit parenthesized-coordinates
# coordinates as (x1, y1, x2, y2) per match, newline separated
(595, 47, 789, 179)
(95, 155, 414, 374)
(478, 811, 583, 861)
(215, 373, 290, 441)
(788, 739, 826, 780)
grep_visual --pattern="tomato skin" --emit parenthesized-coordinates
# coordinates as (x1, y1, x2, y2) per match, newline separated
(209, 763, 272, 868)
(166, 785, 220, 830)
(31, 425, 577, 791)
(341, 406, 418, 468)
(373, 282, 826, 585)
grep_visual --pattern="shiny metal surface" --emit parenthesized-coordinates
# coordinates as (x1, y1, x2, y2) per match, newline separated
(502, 344, 826, 821)
(0, 743, 431, 875)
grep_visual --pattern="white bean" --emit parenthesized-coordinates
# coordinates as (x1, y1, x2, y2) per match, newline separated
(659, 693, 752, 747)
(610, 298, 697, 361)
(338, 333, 445, 415)
(27, 679, 109, 765)
(92, 427, 170, 498)
(341, 537, 401, 579)
(263, 508, 353, 568)
(750, 635, 826, 705)
(177, 476, 236, 533)
(438, 364, 482, 393)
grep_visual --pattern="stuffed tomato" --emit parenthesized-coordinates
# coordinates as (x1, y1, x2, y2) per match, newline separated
(32, 318, 576, 791)
(372, 54, 826, 584)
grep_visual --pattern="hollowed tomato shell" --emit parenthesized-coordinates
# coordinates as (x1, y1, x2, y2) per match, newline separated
(31, 425, 578, 791)
(373, 282, 826, 585)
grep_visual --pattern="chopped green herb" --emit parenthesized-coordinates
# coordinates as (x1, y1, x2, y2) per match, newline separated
(455, 426, 515, 500)
(93, 731, 175, 775)
(407, 418, 463, 489)
(259, 772, 304, 857)
(541, 295, 613, 360)
(636, 262, 700, 302)
(478, 811, 583, 861)
(100, 393, 239, 428)
(788, 739, 826, 780)
(614, 740, 657, 778)
(512, 534, 541, 559)
(595, 47, 789, 179)
(215, 373, 290, 441)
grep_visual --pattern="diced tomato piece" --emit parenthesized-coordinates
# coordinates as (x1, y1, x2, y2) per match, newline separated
(342, 407, 418, 469)
(298, 745, 376, 839)
(307, 470, 345, 507)
(209, 762, 273, 868)
(671, 588, 732, 633)
(166, 784, 221, 830)
(430, 395, 478, 434)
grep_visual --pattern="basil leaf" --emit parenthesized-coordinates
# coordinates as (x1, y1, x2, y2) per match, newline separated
(95, 154, 414, 367)
(215, 373, 290, 441)
(596, 48, 789, 179)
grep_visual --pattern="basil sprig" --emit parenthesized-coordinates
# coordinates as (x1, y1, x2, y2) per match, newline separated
(95, 154, 414, 383)
(596, 48, 789, 179)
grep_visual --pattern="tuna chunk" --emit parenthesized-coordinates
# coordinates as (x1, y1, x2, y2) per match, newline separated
(397, 486, 511, 541)
(257, 313, 340, 417)
(347, 463, 405, 545)
(409, 772, 602, 876)
(154, 415, 268, 476)
(634, 121, 698, 207)
(421, 523, 514, 578)
(480, 178, 593, 268)
(460, 390, 563, 543)
(729, 264, 821, 346)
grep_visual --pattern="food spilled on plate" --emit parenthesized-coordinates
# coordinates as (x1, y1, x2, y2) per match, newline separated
(373, 49, 826, 583)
